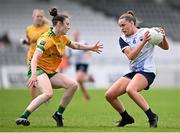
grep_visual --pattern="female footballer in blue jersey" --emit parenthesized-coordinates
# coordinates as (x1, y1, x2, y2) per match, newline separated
(105, 11, 169, 128)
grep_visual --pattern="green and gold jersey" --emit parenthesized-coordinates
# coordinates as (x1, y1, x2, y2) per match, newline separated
(36, 28, 71, 74)
(26, 24, 49, 64)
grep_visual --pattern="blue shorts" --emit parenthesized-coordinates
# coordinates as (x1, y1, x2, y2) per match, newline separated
(123, 71, 156, 90)
(75, 63, 89, 73)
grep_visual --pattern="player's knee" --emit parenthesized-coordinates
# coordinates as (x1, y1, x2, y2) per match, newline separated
(45, 92, 53, 99)
(70, 81, 78, 91)
(126, 88, 135, 96)
(105, 91, 114, 101)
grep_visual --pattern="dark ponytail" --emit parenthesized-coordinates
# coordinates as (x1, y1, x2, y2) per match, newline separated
(49, 7, 58, 17)
(127, 10, 135, 17)
(49, 7, 69, 26)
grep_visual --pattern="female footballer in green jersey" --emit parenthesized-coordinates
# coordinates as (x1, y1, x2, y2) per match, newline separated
(16, 8, 103, 127)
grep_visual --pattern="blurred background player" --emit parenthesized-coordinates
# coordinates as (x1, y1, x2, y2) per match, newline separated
(16, 7, 103, 127)
(20, 9, 51, 100)
(57, 47, 72, 73)
(105, 11, 169, 128)
(72, 31, 95, 101)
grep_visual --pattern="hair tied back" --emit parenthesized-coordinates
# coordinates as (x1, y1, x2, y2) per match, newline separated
(49, 7, 58, 17)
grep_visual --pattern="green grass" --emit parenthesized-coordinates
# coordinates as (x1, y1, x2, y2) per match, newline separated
(0, 88, 180, 132)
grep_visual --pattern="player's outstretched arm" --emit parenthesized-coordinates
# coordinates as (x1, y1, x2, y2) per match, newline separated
(68, 41, 103, 54)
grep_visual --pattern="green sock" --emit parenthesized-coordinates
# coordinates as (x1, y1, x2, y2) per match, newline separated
(21, 110, 31, 118)
(57, 106, 65, 115)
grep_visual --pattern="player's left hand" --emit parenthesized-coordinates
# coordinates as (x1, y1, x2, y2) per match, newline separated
(91, 41, 103, 54)
(159, 27, 166, 37)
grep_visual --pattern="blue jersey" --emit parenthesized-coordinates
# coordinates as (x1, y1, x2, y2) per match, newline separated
(119, 28, 156, 74)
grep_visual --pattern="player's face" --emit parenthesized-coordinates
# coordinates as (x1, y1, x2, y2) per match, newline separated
(118, 18, 134, 36)
(33, 12, 44, 26)
(57, 18, 70, 35)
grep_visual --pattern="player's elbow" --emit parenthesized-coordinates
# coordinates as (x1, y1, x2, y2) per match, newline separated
(160, 40, 169, 50)
(160, 45, 169, 50)
(164, 45, 169, 50)
(164, 47, 169, 50)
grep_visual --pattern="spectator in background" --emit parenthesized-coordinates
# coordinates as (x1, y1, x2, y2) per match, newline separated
(20, 9, 51, 100)
(72, 31, 95, 101)
(105, 10, 169, 128)
(0, 32, 11, 48)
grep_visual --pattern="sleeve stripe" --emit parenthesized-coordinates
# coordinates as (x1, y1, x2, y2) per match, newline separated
(37, 45, 45, 52)
(119, 37, 129, 52)
(122, 46, 130, 52)
(67, 41, 71, 46)
(37, 48, 44, 53)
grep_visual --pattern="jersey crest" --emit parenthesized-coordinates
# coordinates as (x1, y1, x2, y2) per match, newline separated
(40, 40, 46, 45)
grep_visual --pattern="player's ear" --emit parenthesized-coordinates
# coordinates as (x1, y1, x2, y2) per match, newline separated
(58, 21, 64, 26)
(130, 21, 134, 26)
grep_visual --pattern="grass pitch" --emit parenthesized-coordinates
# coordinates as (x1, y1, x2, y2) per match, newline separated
(0, 88, 180, 132)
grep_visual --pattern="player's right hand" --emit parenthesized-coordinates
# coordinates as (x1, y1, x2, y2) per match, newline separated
(26, 76, 38, 89)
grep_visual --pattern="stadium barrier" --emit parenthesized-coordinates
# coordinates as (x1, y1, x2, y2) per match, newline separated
(0, 65, 27, 88)
(0, 64, 180, 89)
